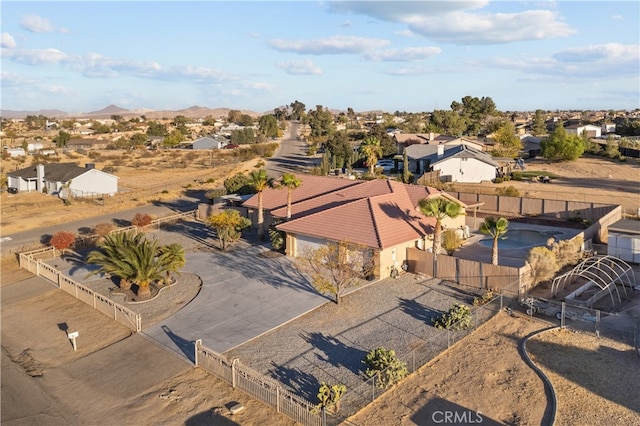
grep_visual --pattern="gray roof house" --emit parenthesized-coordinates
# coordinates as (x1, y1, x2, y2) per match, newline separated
(191, 136, 227, 150)
(414, 144, 499, 183)
(7, 163, 118, 197)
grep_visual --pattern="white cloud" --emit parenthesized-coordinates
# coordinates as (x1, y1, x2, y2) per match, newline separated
(364, 46, 441, 62)
(7, 48, 69, 65)
(611, 14, 624, 21)
(553, 43, 639, 63)
(20, 14, 68, 33)
(485, 43, 640, 78)
(268, 35, 389, 54)
(243, 82, 274, 91)
(276, 59, 322, 75)
(1, 32, 16, 49)
(328, 2, 575, 45)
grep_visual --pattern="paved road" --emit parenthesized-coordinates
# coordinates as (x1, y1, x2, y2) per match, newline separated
(266, 121, 319, 178)
(0, 196, 199, 256)
(142, 246, 328, 360)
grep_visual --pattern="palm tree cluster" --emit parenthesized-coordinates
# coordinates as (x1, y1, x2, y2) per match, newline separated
(86, 232, 185, 298)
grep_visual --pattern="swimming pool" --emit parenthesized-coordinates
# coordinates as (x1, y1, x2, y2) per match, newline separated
(478, 229, 565, 250)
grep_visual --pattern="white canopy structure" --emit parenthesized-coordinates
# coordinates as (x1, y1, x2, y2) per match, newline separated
(551, 255, 636, 309)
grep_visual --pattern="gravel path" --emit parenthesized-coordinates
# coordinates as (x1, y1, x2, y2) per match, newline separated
(225, 274, 495, 404)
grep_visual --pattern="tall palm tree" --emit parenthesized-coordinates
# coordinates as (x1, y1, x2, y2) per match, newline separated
(249, 169, 274, 240)
(359, 137, 383, 175)
(418, 197, 462, 254)
(158, 243, 186, 284)
(479, 217, 509, 265)
(279, 173, 302, 220)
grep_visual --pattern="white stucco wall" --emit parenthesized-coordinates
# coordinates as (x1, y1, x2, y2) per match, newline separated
(69, 169, 118, 196)
(434, 158, 496, 183)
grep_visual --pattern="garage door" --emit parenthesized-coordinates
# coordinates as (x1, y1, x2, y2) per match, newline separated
(294, 235, 326, 257)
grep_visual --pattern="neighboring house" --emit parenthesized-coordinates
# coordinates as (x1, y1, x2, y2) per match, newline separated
(7, 163, 118, 197)
(66, 138, 110, 150)
(243, 175, 466, 279)
(566, 124, 601, 138)
(191, 136, 227, 150)
(602, 123, 617, 135)
(607, 219, 640, 263)
(6, 148, 26, 157)
(416, 144, 499, 183)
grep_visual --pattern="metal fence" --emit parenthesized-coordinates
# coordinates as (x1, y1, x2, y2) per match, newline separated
(334, 292, 508, 421)
(195, 340, 324, 426)
(18, 249, 142, 332)
(559, 302, 640, 351)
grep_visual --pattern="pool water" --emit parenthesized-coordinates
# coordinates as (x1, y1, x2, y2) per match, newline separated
(478, 229, 564, 250)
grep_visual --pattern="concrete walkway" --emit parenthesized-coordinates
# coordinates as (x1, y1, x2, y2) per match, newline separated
(142, 245, 328, 361)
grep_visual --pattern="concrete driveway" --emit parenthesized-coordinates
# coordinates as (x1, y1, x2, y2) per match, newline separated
(142, 245, 328, 361)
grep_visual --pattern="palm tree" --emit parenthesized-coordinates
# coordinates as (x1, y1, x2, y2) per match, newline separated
(418, 197, 462, 254)
(279, 173, 302, 220)
(479, 217, 509, 265)
(158, 243, 186, 285)
(249, 169, 274, 240)
(359, 137, 383, 175)
(127, 238, 164, 298)
(86, 231, 144, 290)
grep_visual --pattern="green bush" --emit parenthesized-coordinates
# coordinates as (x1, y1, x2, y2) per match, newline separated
(496, 185, 520, 197)
(442, 229, 462, 255)
(494, 177, 504, 184)
(433, 303, 472, 330)
(363, 347, 409, 388)
(473, 290, 495, 306)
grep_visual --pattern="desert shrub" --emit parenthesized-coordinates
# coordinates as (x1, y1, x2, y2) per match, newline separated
(131, 213, 153, 227)
(363, 347, 409, 388)
(315, 383, 346, 414)
(511, 172, 523, 181)
(473, 290, 496, 306)
(496, 185, 520, 197)
(50, 231, 76, 253)
(184, 152, 198, 161)
(93, 223, 116, 241)
(205, 188, 227, 202)
(494, 177, 504, 184)
(87, 151, 102, 159)
(223, 173, 253, 195)
(442, 229, 463, 255)
(526, 246, 560, 288)
(269, 227, 285, 251)
(550, 236, 583, 268)
(433, 303, 472, 330)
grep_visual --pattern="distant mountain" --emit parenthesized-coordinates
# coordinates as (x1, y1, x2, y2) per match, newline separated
(1, 105, 261, 120)
(1, 109, 68, 119)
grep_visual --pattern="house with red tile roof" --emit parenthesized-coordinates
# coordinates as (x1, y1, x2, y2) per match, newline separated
(243, 175, 467, 279)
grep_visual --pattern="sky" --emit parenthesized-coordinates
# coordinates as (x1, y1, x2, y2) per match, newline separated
(1, 1, 639, 114)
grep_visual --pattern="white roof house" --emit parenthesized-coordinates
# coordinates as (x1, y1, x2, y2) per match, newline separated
(417, 144, 499, 183)
(7, 163, 118, 197)
(566, 124, 601, 138)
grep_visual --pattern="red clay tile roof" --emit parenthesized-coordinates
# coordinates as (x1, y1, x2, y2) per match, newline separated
(242, 174, 359, 211)
(275, 177, 446, 249)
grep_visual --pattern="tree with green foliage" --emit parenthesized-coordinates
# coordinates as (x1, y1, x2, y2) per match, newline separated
(297, 240, 374, 305)
(363, 347, 409, 388)
(479, 217, 509, 265)
(54, 130, 71, 148)
(401, 148, 411, 183)
(532, 109, 547, 136)
(319, 151, 331, 176)
(541, 121, 585, 161)
(492, 121, 522, 157)
(129, 133, 148, 146)
(231, 128, 256, 144)
(258, 114, 279, 138)
(24, 115, 48, 130)
(427, 110, 466, 136)
(278, 173, 302, 220)
(325, 131, 352, 168)
(163, 129, 185, 148)
(224, 172, 253, 195)
(308, 105, 335, 140)
(227, 109, 242, 124)
(289, 100, 306, 120)
(359, 136, 383, 175)
(239, 114, 254, 127)
(171, 115, 190, 135)
(146, 121, 167, 137)
(92, 122, 111, 134)
(86, 232, 144, 290)
(249, 169, 274, 240)
(418, 197, 462, 254)
(206, 209, 251, 251)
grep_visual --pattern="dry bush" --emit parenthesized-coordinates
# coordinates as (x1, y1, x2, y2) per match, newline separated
(551, 235, 583, 268)
(131, 213, 153, 227)
(93, 223, 116, 241)
(50, 231, 76, 252)
(527, 246, 559, 289)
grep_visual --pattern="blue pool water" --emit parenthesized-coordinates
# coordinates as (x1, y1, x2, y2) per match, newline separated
(478, 229, 564, 250)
